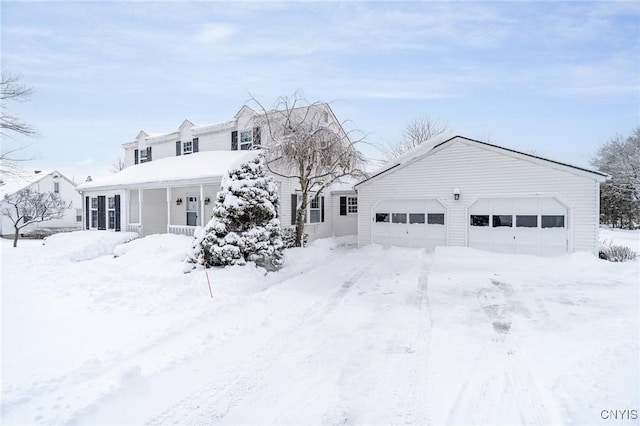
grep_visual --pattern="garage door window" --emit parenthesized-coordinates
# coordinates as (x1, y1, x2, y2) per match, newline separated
(376, 213, 390, 223)
(409, 213, 425, 224)
(427, 213, 445, 225)
(542, 215, 565, 228)
(492, 215, 513, 227)
(471, 215, 490, 226)
(516, 215, 537, 227)
(392, 213, 407, 224)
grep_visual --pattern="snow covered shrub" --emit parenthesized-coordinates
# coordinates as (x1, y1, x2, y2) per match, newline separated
(186, 155, 284, 270)
(599, 243, 637, 262)
(281, 226, 308, 248)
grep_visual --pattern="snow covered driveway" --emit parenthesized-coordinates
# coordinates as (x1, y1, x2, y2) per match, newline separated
(1, 231, 638, 425)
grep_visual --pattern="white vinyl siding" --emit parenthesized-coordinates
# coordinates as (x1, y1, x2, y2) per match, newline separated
(331, 193, 358, 237)
(357, 139, 601, 254)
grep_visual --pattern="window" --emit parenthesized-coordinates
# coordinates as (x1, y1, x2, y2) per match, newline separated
(542, 215, 565, 228)
(409, 213, 425, 224)
(54, 182, 60, 194)
(183, 140, 193, 154)
(240, 130, 253, 150)
(107, 197, 116, 229)
(492, 215, 512, 227)
(139, 149, 148, 163)
(471, 215, 489, 227)
(309, 196, 321, 223)
(516, 215, 537, 228)
(76, 208, 82, 223)
(347, 196, 358, 214)
(91, 197, 98, 228)
(427, 213, 445, 225)
(392, 213, 407, 224)
(375, 213, 390, 223)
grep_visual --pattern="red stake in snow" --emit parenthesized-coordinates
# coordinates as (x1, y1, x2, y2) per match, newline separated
(204, 261, 213, 299)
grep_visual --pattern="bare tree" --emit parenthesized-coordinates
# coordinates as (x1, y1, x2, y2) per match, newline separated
(385, 117, 450, 158)
(253, 92, 367, 247)
(1, 71, 36, 176)
(111, 155, 125, 173)
(591, 127, 640, 228)
(1, 188, 72, 247)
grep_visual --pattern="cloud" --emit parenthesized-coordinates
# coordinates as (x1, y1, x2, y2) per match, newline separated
(194, 23, 237, 43)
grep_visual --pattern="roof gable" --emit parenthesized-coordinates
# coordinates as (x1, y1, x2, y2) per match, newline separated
(356, 135, 607, 187)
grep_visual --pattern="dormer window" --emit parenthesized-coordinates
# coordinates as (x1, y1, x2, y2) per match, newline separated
(176, 138, 199, 156)
(240, 131, 253, 150)
(139, 148, 149, 163)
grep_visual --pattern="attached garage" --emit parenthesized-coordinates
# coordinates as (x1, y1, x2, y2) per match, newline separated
(468, 197, 568, 255)
(355, 135, 608, 256)
(373, 199, 446, 250)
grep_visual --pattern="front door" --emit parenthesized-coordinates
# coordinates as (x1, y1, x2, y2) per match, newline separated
(186, 196, 199, 226)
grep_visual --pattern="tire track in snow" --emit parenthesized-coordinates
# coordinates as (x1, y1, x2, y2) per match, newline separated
(4, 246, 356, 425)
(145, 264, 369, 425)
(447, 278, 560, 425)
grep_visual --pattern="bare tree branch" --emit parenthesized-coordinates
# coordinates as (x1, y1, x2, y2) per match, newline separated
(1, 188, 72, 247)
(385, 116, 450, 159)
(250, 91, 368, 247)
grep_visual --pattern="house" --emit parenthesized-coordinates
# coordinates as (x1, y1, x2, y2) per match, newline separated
(0, 170, 82, 237)
(355, 135, 607, 255)
(77, 105, 359, 240)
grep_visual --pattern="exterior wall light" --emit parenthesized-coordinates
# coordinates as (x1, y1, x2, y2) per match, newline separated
(204, 197, 211, 205)
(453, 188, 460, 201)
(176, 198, 183, 205)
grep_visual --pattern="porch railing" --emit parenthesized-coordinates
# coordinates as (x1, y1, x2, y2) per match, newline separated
(127, 223, 142, 235)
(168, 225, 197, 237)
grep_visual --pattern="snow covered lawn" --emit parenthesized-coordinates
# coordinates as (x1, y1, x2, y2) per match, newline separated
(1, 230, 638, 425)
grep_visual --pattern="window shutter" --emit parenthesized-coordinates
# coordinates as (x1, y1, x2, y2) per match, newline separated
(291, 194, 297, 225)
(253, 126, 261, 147)
(321, 196, 325, 222)
(85, 196, 90, 230)
(114, 195, 121, 231)
(231, 131, 238, 150)
(193, 137, 199, 153)
(176, 141, 181, 156)
(147, 147, 152, 161)
(340, 196, 347, 215)
(97, 196, 106, 230)
(134, 149, 139, 165)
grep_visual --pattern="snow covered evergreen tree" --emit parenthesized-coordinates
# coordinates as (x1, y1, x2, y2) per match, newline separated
(187, 154, 284, 270)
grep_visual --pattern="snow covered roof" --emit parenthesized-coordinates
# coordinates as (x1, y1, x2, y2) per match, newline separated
(329, 177, 359, 193)
(78, 151, 259, 191)
(0, 170, 58, 198)
(356, 134, 608, 187)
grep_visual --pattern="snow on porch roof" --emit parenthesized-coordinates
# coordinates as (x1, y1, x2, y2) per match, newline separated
(78, 151, 259, 191)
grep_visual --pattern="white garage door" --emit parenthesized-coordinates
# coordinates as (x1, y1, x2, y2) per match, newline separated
(373, 199, 446, 250)
(468, 197, 568, 256)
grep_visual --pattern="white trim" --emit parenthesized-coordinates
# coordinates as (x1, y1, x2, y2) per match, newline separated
(199, 185, 205, 226)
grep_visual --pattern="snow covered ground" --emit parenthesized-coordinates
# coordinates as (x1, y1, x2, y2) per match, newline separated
(1, 229, 638, 425)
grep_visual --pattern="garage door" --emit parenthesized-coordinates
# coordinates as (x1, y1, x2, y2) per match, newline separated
(373, 199, 446, 250)
(468, 197, 568, 256)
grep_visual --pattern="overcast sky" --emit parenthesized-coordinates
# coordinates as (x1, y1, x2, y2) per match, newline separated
(2, 1, 639, 181)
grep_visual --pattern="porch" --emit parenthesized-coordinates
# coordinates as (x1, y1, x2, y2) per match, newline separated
(126, 183, 220, 237)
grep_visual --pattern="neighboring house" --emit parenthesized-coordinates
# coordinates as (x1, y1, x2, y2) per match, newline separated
(77, 104, 357, 240)
(0, 170, 82, 237)
(355, 135, 608, 255)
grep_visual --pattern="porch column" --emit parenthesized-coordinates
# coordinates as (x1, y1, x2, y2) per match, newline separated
(199, 184, 205, 226)
(124, 189, 129, 232)
(138, 188, 143, 235)
(166, 187, 172, 233)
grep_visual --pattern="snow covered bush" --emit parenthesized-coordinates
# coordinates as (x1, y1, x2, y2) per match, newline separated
(282, 226, 308, 248)
(186, 155, 284, 271)
(599, 243, 637, 262)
